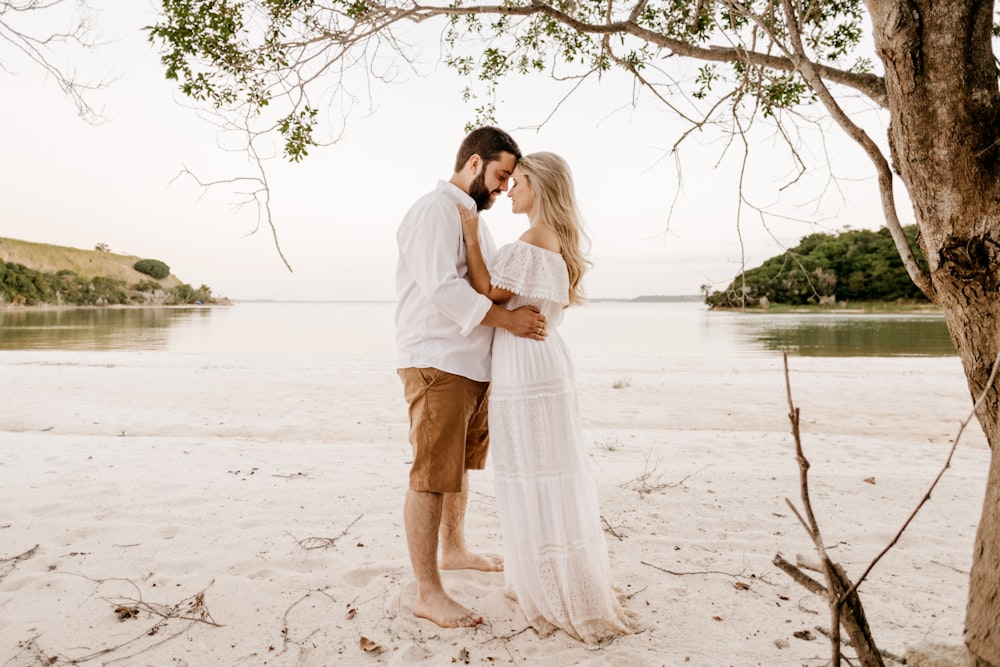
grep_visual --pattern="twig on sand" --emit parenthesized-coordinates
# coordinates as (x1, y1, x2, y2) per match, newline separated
(621, 450, 708, 497)
(0, 544, 39, 583)
(108, 587, 222, 627)
(20, 578, 223, 665)
(478, 626, 533, 663)
(640, 560, 750, 581)
(5, 636, 55, 667)
(601, 515, 625, 540)
(287, 514, 363, 551)
(272, 471, 309, 479)
(276, 588, 337, 658)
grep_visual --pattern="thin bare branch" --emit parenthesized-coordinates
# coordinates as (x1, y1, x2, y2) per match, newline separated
(842, 346, 1000, 601)
(0, 0, 108, 122)
(641, 560, 750, 579)
(170, 164, 294, 272)
(287, 514, 363, 551)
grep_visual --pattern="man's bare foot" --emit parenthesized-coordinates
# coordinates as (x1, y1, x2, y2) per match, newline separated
(413, 590, 483, 628)
(439, 550, 503, 572)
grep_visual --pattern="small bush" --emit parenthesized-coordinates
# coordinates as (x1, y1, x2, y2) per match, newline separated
(91, 276, 129, 305)
(134, 279, 161, 293)
(612, 377, 632, 389)
(133, 259, 170, 280)
(167, 283, 214, 305)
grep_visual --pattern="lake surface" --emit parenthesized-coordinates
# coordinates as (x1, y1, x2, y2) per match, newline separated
(0, 301, 956, 359)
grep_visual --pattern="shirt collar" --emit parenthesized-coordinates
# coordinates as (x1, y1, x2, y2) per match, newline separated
(437, 180, 476, 210)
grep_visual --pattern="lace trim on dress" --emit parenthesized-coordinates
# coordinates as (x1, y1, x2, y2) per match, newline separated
(512, 542, 632, 644)
(490, 241, 570, 307)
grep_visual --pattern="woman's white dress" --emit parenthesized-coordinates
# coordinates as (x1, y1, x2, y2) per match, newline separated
(489, 241, 631, 644)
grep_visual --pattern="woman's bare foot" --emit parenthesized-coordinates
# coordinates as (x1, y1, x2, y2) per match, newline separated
(412, 590, 483, 628)
(439, 550, 503, 572)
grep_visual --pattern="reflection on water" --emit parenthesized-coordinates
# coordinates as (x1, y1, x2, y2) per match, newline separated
(0, 307, 212, 351)
(560, 302, 956, 359)
(0, 303, 397, 357)
(730, 312, 955, 357)
(0, 302, 957, 358)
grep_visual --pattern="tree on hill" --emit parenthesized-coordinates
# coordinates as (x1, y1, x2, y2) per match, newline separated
(148, 2, 1000, 662)
(705, 225, 929, 307)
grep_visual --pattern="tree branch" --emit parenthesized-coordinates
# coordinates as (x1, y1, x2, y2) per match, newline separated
(0, 0, 108, 122)
(842, 346, 1000, 603)
(768, 0, 933, 299)
(405, 1, 888, 105)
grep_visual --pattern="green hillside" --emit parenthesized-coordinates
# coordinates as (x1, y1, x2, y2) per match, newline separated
(0, 237, 223, 307)
(0, 238, 182, 287)
(704, 225, 930, 308)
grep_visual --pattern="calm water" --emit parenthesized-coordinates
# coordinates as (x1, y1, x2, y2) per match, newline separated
(0, 301, 956, 358)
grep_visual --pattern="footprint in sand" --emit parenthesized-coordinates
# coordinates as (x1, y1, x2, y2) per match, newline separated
(340, 564, 402, 588)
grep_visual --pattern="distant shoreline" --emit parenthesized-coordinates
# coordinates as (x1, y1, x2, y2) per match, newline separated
(2, 297, 946, 314)
(0, 302, 229, 312)
(230, 295, 705, 305)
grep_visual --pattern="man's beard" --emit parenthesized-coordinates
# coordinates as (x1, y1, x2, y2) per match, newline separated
(469, 171, 497, 211)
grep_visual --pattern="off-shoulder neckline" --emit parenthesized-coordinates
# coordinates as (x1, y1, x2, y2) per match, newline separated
(511, 239, 563, 257)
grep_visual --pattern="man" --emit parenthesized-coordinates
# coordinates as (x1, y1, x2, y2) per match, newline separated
(395, 127, 547, 628)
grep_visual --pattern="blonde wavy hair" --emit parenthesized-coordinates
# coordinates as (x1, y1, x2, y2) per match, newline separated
(517, 152, 592, 306)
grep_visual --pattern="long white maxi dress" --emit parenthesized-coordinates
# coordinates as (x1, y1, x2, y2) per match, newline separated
(488, 240, 631, 644)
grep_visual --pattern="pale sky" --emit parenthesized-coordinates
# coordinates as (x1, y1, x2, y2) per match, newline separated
(1, 1, 900, 301)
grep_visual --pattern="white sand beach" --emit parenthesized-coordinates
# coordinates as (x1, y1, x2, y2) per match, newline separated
(0, 350, 990, 665)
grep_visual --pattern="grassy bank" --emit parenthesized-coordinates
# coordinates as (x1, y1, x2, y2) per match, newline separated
(0, 237, 182, 288)
(0, 237, 226, 307)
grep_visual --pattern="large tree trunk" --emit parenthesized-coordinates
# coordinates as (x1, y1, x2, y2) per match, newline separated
(866, 1, 1000, 663)
(941, 293, 1000, 665)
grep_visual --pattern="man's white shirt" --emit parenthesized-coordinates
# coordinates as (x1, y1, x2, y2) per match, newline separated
(395, 181, 497, 382)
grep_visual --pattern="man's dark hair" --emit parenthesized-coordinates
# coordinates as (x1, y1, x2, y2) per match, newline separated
(453, 126, 521, 172)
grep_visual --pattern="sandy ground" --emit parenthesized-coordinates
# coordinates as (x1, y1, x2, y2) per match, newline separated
(0, 350, 990, 666)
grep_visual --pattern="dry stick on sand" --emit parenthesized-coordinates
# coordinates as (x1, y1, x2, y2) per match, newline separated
(36, 577, 222, 665)
(640, 560, 751, 581)
(620, 449, 708, 497)
(0, 544, 39, 583)
(777, 351, 884, 667)
(287, 514, 363, 551)
(6, 636, 55, 667)
(110, 588, 222, 627)
(276, 588, 337, 658)
(775, 348, 1000, 666)
(601, 515, 626, 540)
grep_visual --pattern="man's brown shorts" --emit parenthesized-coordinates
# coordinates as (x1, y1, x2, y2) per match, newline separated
(398, 367, 490, 494)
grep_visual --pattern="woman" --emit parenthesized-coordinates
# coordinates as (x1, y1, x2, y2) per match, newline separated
(459, 152, 632, 644)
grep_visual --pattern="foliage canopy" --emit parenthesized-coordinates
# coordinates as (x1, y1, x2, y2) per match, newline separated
(147, 1, 884, 161)
(704, 225, 929, 308)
